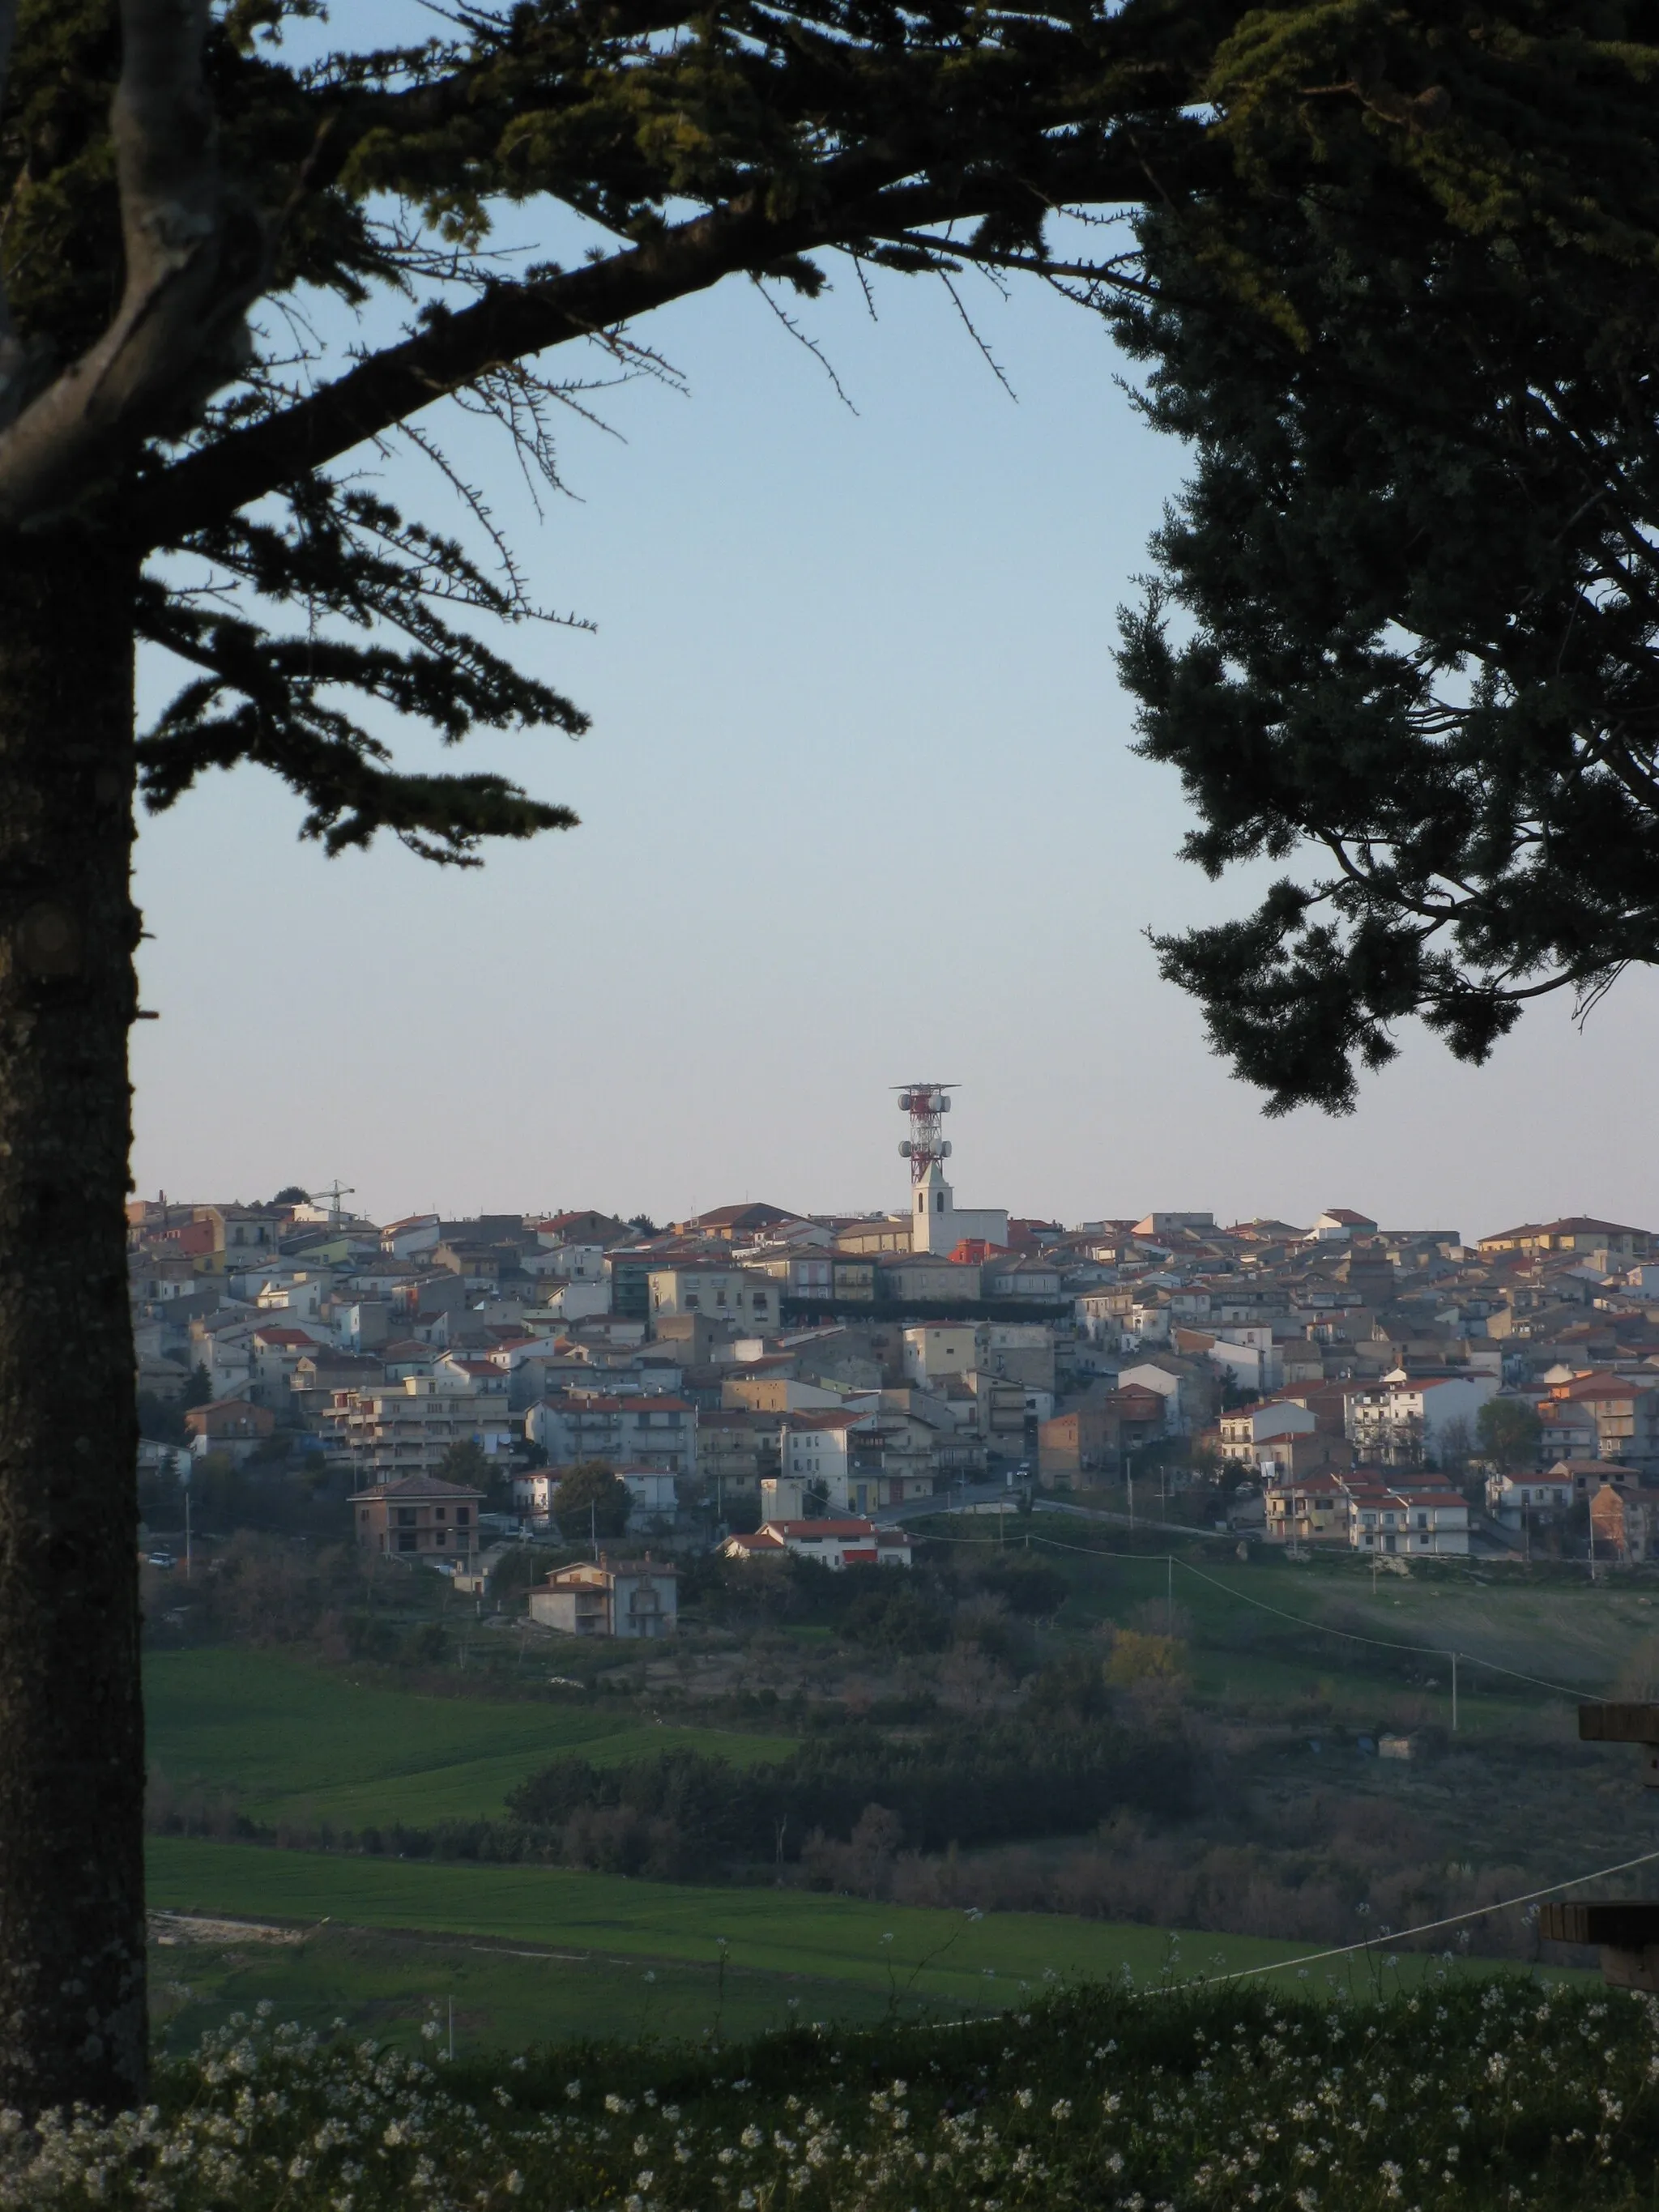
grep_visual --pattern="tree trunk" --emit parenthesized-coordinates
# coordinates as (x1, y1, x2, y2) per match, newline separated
(0, 530, 144, 2114)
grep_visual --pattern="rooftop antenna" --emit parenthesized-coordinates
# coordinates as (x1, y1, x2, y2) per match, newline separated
(893, 1084, 957, 1184)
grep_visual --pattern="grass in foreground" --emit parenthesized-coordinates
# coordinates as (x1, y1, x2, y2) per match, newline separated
(14, 1972, 1654, 2208)
(144, 1647, 794, 1827)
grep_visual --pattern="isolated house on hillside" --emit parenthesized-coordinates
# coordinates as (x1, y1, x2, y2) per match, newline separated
(721, 1518, 913, 1570)
(529, 1556, 678, 1638)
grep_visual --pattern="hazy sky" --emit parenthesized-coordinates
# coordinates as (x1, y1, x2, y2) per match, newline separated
(127, 11, 1659, 1242)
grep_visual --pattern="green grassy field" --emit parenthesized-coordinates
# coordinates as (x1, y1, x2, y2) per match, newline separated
(145, 1648, 795, 1828)
(1013, 1522, 1655, 1711)
(147, 1835, 1563, 2052)
(148, 1918, 928, 2055)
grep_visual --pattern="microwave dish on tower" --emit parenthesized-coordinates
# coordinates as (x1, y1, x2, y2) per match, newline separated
(893, 1084, 956, 1184)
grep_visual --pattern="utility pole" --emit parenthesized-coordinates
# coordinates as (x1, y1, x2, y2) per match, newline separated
(1451, 1649, 1458, 1733)
(591, 1497, 598, 1562)
(1166, 1554, 1174, 1637)
(180, 1460, 192, 1581)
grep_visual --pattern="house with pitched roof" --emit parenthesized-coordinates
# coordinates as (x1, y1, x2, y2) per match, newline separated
(1343, 1475, 1470, 1556)
(351, 1473, 482, 1566)
(530, 1555, 679, 1637)
(721, 1518, 913, 1570)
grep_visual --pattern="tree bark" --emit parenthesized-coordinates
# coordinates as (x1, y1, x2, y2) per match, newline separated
(0, 531, 144, 2114)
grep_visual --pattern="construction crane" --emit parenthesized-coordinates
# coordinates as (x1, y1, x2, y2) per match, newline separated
(313, 1179, 356, 1227)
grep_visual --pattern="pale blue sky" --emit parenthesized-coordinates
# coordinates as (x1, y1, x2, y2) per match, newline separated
(126, 7, 1659, 1239)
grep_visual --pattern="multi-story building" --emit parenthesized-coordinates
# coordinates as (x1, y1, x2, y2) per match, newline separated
(324, 1373, 514, 1477)
(1216, 1400, 1316, 1470)
(1590, 1481, 1659, 1562)
(1485, 1468, 1575, 1528)
(781, 1408, 879, 1506)
(514, 1464, 677, 1526)
(1262, 1470, 1350, 1545)
(350, 1472, 482, 1564)
(1540, 1372, 1659, 1472)
(1344, 1477, 1470, 1557)
(1262, 1470, 1470, 1554)
(1478, 1217, 1655, 1264)
(527, 1391, 697, 1477)
(1344, 1373, 1496, 1468)
(530, 1557, 679, 1638)
(696, 1407, 782, 1503)
(646, 1264, 780, 1333)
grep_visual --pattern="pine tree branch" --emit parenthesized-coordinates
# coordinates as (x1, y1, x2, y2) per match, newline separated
(134, 131, 1188, 551)
(0, 0, 267, 527)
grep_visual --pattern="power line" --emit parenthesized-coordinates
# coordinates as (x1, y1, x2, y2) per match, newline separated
(916, 1519, 1601, 1700)
(1171, 1556, 1591, 1700)
(1178, 1843, 1659, 1991)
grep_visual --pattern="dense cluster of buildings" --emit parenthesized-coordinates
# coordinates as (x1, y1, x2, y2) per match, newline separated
(128, 1097, 1659, 1596)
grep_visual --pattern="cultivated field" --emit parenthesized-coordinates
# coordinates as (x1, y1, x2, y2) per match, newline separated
(146, 1835, 1551, 2052)
(145, 1647, 795, 1828)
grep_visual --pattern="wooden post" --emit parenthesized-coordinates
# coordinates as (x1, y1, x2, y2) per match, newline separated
(1542, 1705, 1659, 1987)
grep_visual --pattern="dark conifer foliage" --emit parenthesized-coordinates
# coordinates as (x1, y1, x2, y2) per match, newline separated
(1110, 2, 1659, 1111)
(0, 0, 1226, 859)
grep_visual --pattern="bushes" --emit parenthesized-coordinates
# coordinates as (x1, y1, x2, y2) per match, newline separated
(842, 1582, 950, 1656)
(503, 1719, 1197, 1875)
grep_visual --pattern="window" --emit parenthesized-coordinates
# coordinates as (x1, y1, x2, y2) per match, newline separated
(397, 1507, 416, 1528)
(435, 1505, 446, 1521)
(397, 1530, 417, 1552)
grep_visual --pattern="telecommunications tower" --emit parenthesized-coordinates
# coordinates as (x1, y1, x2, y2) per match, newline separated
(894, 1084, 957, 1184)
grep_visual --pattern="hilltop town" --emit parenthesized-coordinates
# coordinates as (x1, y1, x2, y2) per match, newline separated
(126, 1088, 1659, 1596)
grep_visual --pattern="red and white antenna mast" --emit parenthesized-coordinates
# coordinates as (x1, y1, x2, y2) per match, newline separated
(894, 1084, 957, 1184)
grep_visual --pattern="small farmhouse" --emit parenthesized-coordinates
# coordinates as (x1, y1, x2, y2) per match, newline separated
(529, 1556, 679, 1638)
(721, 1517, 913, 1570)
